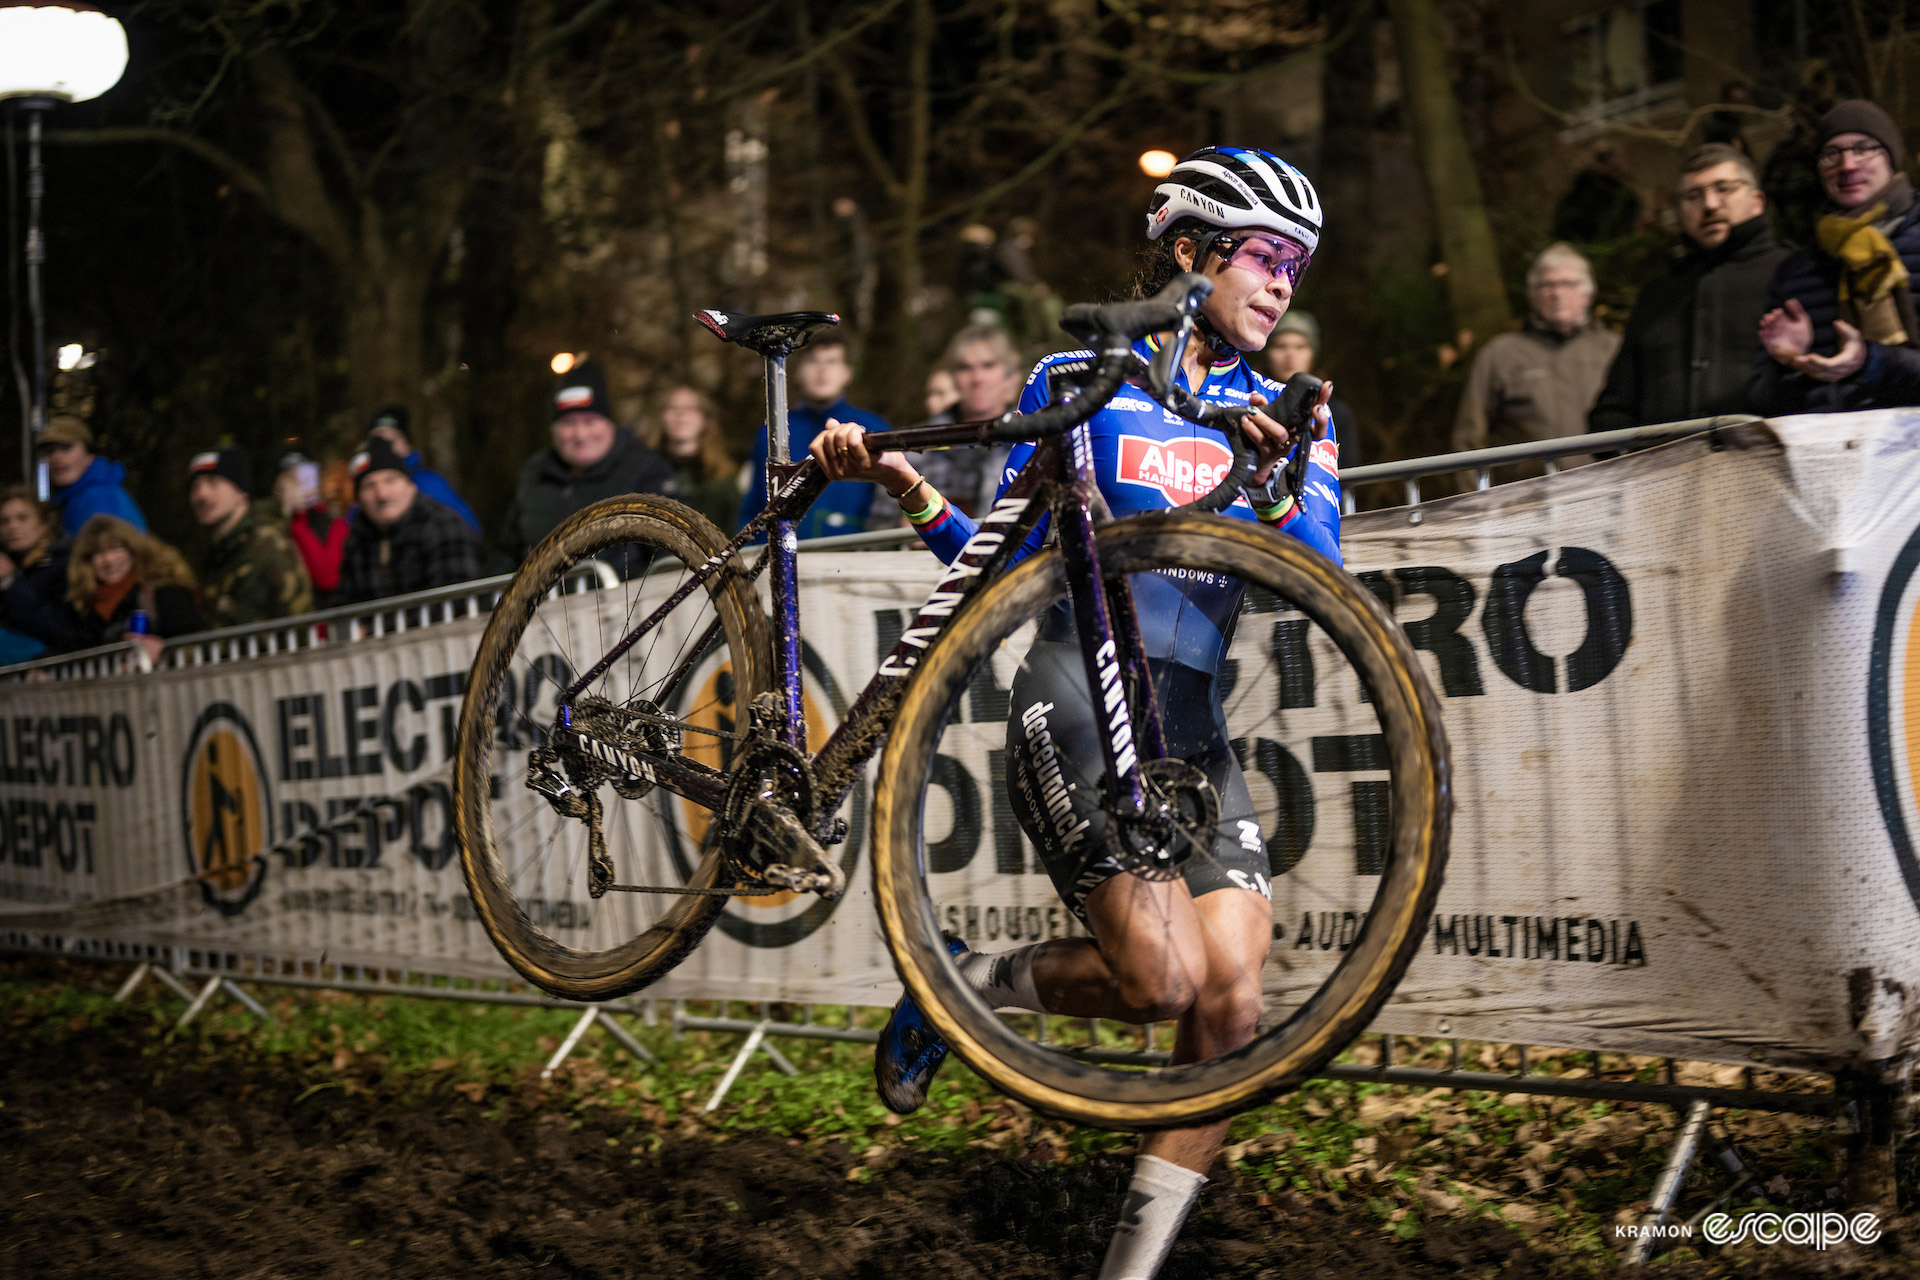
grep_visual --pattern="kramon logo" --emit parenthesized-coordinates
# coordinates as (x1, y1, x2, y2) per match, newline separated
(1868, 517, 1920, 913)
(179, 703, 274, 916)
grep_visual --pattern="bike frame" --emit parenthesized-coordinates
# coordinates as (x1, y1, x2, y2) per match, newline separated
(554, 341, 1171, 847)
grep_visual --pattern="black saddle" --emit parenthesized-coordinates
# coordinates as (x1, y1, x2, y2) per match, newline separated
(693, 308, 840, 359)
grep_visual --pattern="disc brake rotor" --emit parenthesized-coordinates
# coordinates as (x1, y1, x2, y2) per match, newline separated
(1111, 757, 1219, 881)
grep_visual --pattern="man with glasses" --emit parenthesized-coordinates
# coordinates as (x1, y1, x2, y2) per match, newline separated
(1591, 144, 1788, 434)
(1451, 242, 1619, 469)
(1753, 100, 1920, 415)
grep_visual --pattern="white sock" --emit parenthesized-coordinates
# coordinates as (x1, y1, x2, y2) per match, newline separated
(958, 944, 1044, 1011)
(1098, 1154, 1207, 1280)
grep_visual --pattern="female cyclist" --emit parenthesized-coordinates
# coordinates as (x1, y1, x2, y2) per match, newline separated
(812, 146, 1341, 1280)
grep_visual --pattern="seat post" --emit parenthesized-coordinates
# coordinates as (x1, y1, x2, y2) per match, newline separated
(762, 349, 805, 752)
(765, 352, 789, 465)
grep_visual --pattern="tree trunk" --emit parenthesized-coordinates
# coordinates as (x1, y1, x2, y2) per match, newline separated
(340, 257, 434, 456)
(1386, 0, 1511, 348)
(1311, 0, 1385, 454)
(885, 0, 935, 410)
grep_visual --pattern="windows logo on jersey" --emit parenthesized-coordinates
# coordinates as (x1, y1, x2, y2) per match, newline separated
(1116, 435, 1250, 507)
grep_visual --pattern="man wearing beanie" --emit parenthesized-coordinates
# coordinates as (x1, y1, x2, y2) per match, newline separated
(338, 435, 482, 604)
(1753, 99, 1920, 414)
(188, 446, 314, 629)
(495, 362, 676, 573)
(367, 404, 481, 534)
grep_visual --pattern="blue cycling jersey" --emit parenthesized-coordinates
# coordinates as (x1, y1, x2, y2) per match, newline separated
(915, 337, 1343, 673)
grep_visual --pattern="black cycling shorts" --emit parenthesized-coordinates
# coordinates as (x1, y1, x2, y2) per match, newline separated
(1004, 641, 1275, 925)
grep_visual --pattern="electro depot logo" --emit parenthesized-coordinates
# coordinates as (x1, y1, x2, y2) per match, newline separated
(180, 703, 274, 916)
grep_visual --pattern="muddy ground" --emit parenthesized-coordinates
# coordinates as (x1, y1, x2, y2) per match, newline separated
(2, 958, 1914, 1279)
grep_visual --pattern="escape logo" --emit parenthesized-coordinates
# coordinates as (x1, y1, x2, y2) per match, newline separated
(179, 703, 274, 916)
(1869, 518, 1920, 916)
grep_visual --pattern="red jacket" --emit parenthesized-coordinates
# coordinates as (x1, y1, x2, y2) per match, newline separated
(290, 507, 350, 597)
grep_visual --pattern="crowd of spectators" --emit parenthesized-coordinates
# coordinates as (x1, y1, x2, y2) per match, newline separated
(1460, 98, 1920, 475)
(5, 98, 1914, 667)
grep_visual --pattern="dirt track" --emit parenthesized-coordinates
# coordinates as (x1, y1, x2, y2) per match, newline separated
(2, 960, 1913, 1279)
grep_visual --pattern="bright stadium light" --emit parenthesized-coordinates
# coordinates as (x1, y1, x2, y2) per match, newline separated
(551, 352, 577, 375)
(0, 1, 129, 104)
(1139, 149, 1178, 178)
(1, 1, 130, 494)
(56, 343, 82, 370)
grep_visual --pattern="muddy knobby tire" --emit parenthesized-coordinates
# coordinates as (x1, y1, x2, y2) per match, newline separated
(872, 513, 1449, 1130)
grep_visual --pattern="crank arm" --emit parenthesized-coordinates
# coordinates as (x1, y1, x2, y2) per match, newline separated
(740, 802, 846, 899)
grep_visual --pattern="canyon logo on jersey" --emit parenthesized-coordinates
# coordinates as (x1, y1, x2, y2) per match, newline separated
(1116, 435, 1250, 507)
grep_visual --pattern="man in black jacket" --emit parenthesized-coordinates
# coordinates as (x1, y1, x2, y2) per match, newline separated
(1590, 144, 1789, 434)
(495, 362, 677, 571)
(338, 437, 483, 604)
(1752, 100, 1920, 416)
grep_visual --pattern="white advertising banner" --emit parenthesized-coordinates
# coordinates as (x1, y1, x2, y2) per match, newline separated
(5, 414, 1920, 1075)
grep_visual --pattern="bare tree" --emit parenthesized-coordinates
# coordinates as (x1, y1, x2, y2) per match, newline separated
(1386, 0, 1511, 347)
(50, 0, 609, 459)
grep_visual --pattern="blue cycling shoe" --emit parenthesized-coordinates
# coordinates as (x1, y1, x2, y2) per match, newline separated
(875, 935, 970, 1114)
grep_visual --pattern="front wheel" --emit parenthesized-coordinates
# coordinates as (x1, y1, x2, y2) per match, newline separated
(872, 513, 1449, 1130)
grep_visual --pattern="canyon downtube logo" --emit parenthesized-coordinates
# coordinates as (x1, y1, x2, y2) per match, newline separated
(1870, 519, 1920, 914)
(180, 703, 274, 916)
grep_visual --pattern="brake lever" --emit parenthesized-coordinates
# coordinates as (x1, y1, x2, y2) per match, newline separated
(1145, 313, 1193, 399)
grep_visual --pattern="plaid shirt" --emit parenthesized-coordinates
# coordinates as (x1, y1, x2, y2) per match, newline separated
(338, 494, 482, 604)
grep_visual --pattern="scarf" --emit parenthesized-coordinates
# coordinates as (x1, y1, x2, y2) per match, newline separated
(1816, 175, 1919, 346)
(93, 575, 137, 621)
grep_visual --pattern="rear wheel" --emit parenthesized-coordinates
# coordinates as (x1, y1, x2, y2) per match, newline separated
(453, 495, 770, 1001)
(872, 513, 1449, 1130)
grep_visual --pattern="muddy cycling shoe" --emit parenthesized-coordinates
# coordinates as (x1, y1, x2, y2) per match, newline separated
(875, 935, 970, 1114)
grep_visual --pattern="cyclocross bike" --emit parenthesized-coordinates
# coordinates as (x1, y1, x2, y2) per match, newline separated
(453, 274, 1449, 1130)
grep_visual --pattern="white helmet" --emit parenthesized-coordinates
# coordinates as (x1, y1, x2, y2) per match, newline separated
(1145, 146, 1322, 256)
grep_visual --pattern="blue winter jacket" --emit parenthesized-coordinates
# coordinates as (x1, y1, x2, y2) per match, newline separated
(740, 398, 893, 541)
(51, 456, 147, 537)
(406, 452, 481, 535)
(916, 340, 1343, 675)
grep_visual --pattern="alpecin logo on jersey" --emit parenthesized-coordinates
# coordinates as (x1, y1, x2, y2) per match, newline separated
(1116, 434, 1249, 506)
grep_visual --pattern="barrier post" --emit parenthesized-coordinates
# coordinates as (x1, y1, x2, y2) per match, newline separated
(1625, 1098, 1710, 1265)
(538, 1006, 659, 1081)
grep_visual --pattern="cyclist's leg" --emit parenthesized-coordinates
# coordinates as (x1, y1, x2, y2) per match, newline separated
(990, 644, 1272, 1014)
(995, 648, 1273, 1280)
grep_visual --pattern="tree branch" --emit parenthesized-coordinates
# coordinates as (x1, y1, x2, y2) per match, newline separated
(43, 125, 274, 209)
(914, 79, 1140, 234)
(712, 0, 907, 103)
(248, 50, 356, 267)
(824, 46, 902, 200)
